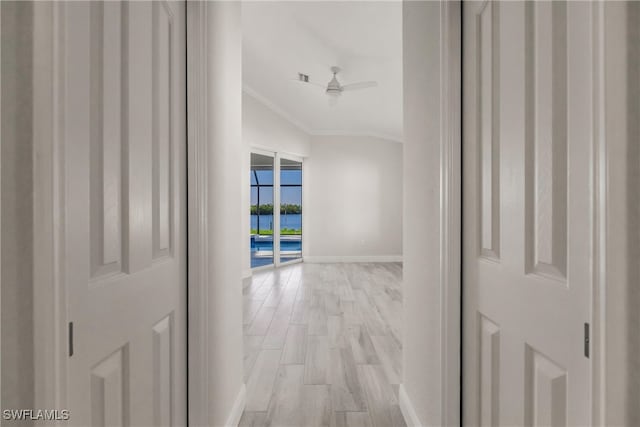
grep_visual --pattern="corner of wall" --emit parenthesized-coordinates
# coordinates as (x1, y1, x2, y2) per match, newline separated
(188, 2, 246, 425)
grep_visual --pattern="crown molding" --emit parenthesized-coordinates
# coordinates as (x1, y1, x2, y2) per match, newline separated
(309, 130, 404, 143)
(243, 85, 405, 143)
(243, 85, 312, 134)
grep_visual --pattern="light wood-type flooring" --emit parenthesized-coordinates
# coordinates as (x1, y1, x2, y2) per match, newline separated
(240, 262, 406, 427)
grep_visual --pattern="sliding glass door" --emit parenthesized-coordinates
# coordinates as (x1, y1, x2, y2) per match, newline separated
(250, 153, 274, 268)
(279, 157, 303, 263)
(250, 152, 303, 269)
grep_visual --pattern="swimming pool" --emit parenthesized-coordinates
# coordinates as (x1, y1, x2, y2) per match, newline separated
(250, 235, 302, 267)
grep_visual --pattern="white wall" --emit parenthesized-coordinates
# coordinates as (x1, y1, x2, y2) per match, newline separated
(243, 91, 311, 157)
(623, 5, 640, 423)
(401, 2, 445, 426)
(304, 135, 403, 262)
(603, 2, 640, 425)
(241, 92, 311, 275)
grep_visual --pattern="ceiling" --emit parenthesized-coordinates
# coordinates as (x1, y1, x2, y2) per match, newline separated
(242, 1, 403, 142)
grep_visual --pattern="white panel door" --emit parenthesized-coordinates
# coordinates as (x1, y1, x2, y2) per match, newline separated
(63, 2, 186, 425)
(463, 1, 593, 425)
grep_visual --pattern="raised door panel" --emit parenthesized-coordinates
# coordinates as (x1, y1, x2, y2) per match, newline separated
(524, 1, 568, 280)
(477, 0, 501, 261)
(89, 1, 124, 279)
(123, 1, 153, 274)
(152, 2, 173, 260)
(524, 346, 567, 427)
(90, 347, 128, 427)
(152, 315, 173, 427)
(479, 315, 500, 427)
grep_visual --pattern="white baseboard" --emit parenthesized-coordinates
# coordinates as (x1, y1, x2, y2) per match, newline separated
(224, 384, 246, 427)
(242, 269, 252, 279)
(399, 384, 422, 427)
(304, 255, 403, 263)
(250, 264, 273, 273)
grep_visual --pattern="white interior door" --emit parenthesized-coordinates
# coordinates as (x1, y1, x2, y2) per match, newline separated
(63, 2, 187, 425)
(463, 1, 593, 425)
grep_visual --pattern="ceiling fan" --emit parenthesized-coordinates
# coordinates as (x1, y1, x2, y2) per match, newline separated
(294, 66, 378, 105)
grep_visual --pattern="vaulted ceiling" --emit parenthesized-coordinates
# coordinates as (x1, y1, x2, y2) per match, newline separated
(242, 1, 403, 142)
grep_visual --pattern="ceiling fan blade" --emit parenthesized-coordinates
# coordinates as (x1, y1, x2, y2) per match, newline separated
(341, 81, 378, 91)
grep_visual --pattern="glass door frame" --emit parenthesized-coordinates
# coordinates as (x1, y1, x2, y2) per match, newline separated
(249, 149, 304, 270)
(276, 152, 304, 267)
(250, 149, 276, 270)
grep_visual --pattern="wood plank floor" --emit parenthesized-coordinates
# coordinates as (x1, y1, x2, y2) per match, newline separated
(240, 262, 406, 427)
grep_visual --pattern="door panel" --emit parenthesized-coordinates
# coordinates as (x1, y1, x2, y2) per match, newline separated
(64, 2, 186, 425)
(463, 2, 592, 425)
(278, 157, 303, 264)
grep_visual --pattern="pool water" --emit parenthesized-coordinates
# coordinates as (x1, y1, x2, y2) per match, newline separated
(250, 235, 302, 268)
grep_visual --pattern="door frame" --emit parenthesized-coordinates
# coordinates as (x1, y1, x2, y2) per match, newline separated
(275, 152, 304, 267)
(185, 3, 210, 424)
(249, 149, 277, 269)
(439, 2, 462, 424)
(248, 149, 305, 269)
(25, 1, 618, 426)
(32, 2, 68, 413)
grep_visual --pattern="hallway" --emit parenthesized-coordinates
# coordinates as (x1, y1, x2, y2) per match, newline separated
(240, 263, 405, 427)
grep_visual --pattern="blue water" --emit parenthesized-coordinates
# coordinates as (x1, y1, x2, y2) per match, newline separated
(251, 238, 301, 251)
(251, 214, 302, 231)
(250, 235, 302, 268)
(250, 214, 302, 268)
